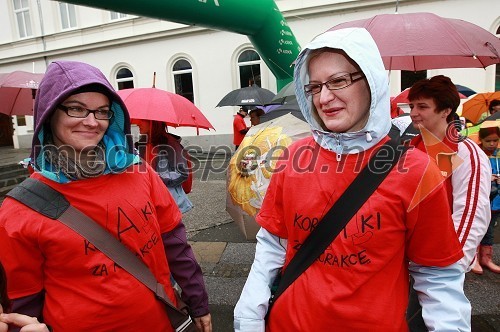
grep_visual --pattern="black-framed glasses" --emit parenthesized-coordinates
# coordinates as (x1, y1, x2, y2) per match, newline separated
(58, 104, 114, 120)
(304, 72, 365, 96)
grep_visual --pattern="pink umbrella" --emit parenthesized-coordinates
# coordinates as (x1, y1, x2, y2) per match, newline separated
(0, 71, 44, 116)
(116, 87, 215, 134)
(329, 12, 500, 71)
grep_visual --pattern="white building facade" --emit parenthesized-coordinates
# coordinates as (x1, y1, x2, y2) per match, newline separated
(0, 0, 499, 150)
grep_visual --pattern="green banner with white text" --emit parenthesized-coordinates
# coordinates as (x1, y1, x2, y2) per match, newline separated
(63, 0, 300, 89)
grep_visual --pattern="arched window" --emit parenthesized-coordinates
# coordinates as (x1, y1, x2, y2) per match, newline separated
(238, 50, 262, 88)
(116, 68, 134, 90)
(173, 59, 194, 103)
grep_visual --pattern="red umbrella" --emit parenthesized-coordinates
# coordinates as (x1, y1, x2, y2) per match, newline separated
(329, 12, 500, 71)
(116, 87, 215, 134)
(392, 88, 467, 105)
(0, 71, 44, 116)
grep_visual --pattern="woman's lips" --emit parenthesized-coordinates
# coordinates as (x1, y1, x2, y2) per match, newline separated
(322, 107, 342, 116)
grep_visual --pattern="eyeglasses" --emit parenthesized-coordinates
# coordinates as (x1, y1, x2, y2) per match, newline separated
(304, 72, 365, 96)
(58, 104, 114, 120)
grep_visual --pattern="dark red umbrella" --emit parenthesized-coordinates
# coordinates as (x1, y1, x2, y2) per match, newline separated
(117, 87, 215, 134)
(392, 87, 467, 105)
(329, 12, 500, 71)
(0, 71, 44, 116)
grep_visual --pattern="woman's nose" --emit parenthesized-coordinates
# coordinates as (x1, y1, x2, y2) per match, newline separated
(82, 113, 99, 126)
(319, 88, 336, 105)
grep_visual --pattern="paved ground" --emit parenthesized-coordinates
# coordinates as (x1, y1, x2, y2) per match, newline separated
(1, 146, 499, 331)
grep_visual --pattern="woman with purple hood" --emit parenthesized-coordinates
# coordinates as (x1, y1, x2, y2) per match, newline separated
(0, 61, 211, 332)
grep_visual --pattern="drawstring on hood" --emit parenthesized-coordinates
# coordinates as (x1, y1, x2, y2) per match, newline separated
(31, 60, 139, 183)
(294, 28, 391, 156)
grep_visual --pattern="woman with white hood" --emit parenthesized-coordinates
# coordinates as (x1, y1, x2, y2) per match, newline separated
(234, 28, 470, 331)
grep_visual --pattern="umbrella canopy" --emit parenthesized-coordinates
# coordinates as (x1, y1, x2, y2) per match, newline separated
(392, 87, 467, 105)
(260, 96, 304, 123)
(329, 12, 500, 71)
(268, 81, 296, 105)
(116, 88, 214, 133)
(455, 84, 477, 97)
(461, 91, 500, 124)
(461, 112, 500, 144)
(216, 84, 275, 107)
(0, 70, 44, 116)
(225, 113, 311, 238)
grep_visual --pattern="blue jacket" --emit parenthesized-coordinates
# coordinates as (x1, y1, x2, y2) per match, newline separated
(489, 150, 500, 211)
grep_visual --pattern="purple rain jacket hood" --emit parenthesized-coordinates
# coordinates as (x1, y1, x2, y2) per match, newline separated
(31, 60, 139, 183)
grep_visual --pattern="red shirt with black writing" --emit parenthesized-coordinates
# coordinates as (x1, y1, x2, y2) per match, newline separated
(0, 163, 181, 331)
(257, 137, 463, 331)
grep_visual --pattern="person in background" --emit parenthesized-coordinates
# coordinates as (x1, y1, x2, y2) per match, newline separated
(134, 119, 193, 214)
(249, 108, 265, 127)
(234, 28, 468, 331)
(0, 60, 211, 332)
(478, 99, 500, 123)
(0, 261, 50, 332)
(405, 75, 491, 330)
(471, 127, 500, 274)
(233, 106, 249, 150)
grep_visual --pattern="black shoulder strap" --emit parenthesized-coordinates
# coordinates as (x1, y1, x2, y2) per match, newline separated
(6, 178, 70, 219)
(268, 137, 408, 310)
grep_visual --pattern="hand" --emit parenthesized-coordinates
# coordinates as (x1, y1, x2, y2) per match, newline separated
(0, 313, 50, 332)
(193, 313, 212, 332)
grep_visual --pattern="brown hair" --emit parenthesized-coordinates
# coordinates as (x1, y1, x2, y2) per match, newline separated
(479, 126, 500, 139)
(408, 75, 460, 123)
(489, 99, 500, 112)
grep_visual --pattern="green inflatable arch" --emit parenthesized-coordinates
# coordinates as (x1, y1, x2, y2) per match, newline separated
(62, 0, 301, 89)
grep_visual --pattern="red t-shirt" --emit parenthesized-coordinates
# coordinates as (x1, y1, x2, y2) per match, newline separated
(233, 114, 248, 145)
(0, 163, 181, 331)
(257, 137, 463, 331)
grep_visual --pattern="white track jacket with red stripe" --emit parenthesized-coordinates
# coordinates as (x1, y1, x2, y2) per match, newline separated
(394, 114, 491, 272)
(452, 138, 491, 271)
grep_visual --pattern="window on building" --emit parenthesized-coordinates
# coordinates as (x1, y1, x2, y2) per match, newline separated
(110, 11, 127, 20)
(173, 59, 194, 103)
(116, 68, 134, 90)
(13, 0, 32, 38)
(401, 70, 427, 91)
(238, 50, 262, 88)
(59, 3, 77, 29)
(17, 115, 26, 126)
